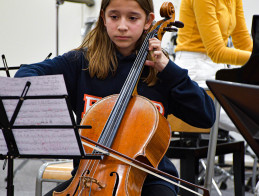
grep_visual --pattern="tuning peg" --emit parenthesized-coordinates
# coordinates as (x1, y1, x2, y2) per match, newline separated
(168, 21, 184, 28)
(163, 27, 178, 32)
(173, 21, 184, 28)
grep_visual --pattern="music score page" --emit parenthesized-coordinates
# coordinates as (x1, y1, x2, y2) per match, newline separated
(0, 75, 81, 156)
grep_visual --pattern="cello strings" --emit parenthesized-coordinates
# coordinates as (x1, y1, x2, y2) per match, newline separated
(79, 30, 154, 191)
(98, 28, 157, 148)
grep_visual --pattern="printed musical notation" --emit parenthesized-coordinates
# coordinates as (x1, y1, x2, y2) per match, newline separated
(0, 75, 71, 125)
(0, 75, 67, 96)
(0, 75, 81, 156)
(13, 129, 80, 155)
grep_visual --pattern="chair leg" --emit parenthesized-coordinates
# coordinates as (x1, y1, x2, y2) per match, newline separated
(200, 159, 222, 195)
(204, 98, 221, 192)
(252, 156, 258, 193)
(179, 156, 199, 196)
(35, 179, 42, 196)
(35, 162, 48, 196)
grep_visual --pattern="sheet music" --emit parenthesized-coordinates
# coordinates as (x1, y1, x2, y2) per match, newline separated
(0, 75, 82, 156)
(13, 129, 80, 155)
(3, 99, 72, 125)
(0, 75, 71, 125)
(0, 74, 67, 96)
(0, 131, 8, 155)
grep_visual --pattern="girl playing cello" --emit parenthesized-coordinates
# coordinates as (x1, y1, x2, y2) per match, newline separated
(15, 0, 215, 195)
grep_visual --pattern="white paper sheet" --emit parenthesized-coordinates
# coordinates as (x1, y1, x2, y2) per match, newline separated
(0, 74, 67, 96)
(13, 129, 80, 155)
(0, 75, 82, 156)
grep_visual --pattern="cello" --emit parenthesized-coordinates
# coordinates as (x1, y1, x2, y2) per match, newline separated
(54, 2, 209, 196)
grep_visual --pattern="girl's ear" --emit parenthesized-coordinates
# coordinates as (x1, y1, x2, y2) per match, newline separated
(144, 13, 155, 30)
(101, 10, 106, 26)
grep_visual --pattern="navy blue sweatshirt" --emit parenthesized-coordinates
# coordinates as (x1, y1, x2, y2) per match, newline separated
(15, 49, 215, 194)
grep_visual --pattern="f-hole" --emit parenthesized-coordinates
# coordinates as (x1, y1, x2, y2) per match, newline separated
(110, 171, 119, 196)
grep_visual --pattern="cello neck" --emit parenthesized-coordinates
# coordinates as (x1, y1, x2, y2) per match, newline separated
(97, 28, 158, 148)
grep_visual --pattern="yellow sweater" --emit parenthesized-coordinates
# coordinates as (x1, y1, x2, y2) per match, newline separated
(175, 0, 253, 65)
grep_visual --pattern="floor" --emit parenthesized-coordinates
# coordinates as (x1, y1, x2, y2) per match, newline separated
(0, 158, 256, 196)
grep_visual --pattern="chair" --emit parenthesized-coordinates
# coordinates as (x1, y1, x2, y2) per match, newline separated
(166, 90, 245, 196)
(35, 160, 73, 196)
(167, 92, 213, 134)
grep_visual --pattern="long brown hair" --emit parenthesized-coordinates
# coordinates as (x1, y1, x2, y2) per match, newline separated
(77, 0, 158, 86)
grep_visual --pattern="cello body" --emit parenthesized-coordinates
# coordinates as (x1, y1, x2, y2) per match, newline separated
(54, 94, 171, 196)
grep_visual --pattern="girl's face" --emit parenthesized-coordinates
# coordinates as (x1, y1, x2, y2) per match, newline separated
(102, 0, 154, 56)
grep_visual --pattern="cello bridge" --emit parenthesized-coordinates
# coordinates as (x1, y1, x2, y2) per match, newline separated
(80, 176, 106, 189)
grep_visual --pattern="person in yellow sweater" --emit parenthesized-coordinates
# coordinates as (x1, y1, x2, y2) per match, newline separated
(174, 0, 253, 89)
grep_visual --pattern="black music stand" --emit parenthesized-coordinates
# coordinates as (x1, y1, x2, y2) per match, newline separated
(206, 80, 259, 157)
(0, 75, 101, 196)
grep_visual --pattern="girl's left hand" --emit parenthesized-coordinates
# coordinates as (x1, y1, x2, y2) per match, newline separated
(145, 37, 169, 72)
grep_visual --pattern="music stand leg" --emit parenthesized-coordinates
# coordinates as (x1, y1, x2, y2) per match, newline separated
(6, 156, 14, 196)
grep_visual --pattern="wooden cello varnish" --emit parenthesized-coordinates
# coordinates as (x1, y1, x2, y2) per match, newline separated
(80, 94, 170, 195)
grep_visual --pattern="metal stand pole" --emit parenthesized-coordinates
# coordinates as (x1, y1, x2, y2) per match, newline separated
(204, 99, 221, 192)
(56, 0, 64, 56)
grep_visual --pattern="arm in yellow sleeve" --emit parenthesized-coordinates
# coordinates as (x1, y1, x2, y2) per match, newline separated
(193, 0, 252, 65)
(231, 0, 253, 51)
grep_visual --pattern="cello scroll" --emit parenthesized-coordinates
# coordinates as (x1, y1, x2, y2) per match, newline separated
(150, 2, 184, 41)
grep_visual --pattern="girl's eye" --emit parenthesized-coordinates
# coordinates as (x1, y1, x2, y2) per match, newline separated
(110, 15, 118, 20)
(129, 16, 137, 21)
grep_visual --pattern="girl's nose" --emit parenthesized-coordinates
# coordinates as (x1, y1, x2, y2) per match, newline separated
(117, 19, 128, 31)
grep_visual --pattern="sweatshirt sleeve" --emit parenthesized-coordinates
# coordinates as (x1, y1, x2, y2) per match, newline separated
(14, 51, 83, 77)
(158, 60, 216, 128)
(193, 0, 252, 65)
(14, 51, 86, 106)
